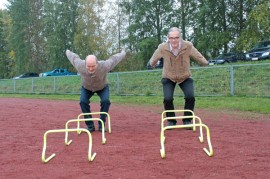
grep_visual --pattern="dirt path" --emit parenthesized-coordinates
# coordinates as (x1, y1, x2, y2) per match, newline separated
(0, 98, 269, 178)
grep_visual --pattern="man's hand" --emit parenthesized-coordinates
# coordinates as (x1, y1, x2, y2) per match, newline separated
(65, 49, 70, 56)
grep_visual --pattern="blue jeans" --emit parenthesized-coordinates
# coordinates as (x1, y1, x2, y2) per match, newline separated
(161, 78, 195, 123)
(80, 85, 111, 128)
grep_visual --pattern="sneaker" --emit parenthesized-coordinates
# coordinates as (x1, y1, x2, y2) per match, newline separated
(183, 120, 192, 130)
(166, 121, 176, 130)
(167, 121, 176, 127)
(183, 120, 191, 125)
(87, 126, 95, 132)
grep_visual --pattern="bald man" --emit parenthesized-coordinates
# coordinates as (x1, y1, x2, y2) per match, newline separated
(66, 49, 126, 132)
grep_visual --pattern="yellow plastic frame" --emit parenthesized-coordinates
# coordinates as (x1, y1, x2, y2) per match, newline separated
(42, 128, 96, 163)
(160, 110, 214, 158)
(65, 118, 107, 145)
(76, 112, 111, 134)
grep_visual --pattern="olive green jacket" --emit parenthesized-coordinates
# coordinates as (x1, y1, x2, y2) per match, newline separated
(150, 40, 208, 83)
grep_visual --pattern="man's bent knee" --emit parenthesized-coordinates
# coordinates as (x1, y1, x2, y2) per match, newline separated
(101, 99, 111, 105)
(163, 98, 173, 104)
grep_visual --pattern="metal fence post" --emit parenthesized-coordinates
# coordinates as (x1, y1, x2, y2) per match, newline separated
(230, 65, 234, 96)
(53, 77, 56, 94)
(32, 78, 34, 93)
(116, 73, 120, 95)
(13, 79, 16, 93)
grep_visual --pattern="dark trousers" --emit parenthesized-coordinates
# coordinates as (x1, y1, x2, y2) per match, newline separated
(161, 78, 195, 124)
(79, 85, 111, 128)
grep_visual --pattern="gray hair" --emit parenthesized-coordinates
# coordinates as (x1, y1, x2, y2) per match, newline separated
(167, 27, 182, 38)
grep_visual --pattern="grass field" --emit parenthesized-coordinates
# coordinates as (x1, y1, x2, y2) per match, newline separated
(1, 61, 270, 97)
(1, 60, 269, 115)
(1, 94, 269, 114)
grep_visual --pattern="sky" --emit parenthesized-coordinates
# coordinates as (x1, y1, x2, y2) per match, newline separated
(0, 0, 8, 10)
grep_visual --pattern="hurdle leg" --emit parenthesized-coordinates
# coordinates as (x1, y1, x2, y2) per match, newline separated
(65, 118, 107, 144)
(162, 112, 204, 142)
(65, 121, 73, 145)
(160, 129, 166, 158)
(42, 132, 56, 163)
(78, 112, 112, 133)
(201, 124, 214, 156)
(42, 128, 96, 163)
(160, 123, 214, 158)
(193, 116, 204, 143)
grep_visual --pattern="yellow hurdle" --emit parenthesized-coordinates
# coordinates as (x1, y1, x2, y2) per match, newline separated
(41, 128, 96, 163)
(65, 118, 107, 145)
(160, 109, 214, 158)
(76, 112, 111, 134)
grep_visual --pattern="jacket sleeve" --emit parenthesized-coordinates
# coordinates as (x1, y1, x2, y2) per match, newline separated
(103, 50, 126, 72)
(150, 44, 163, 67)
(190, 46, 209, 66)
(65, 50, 84, 70)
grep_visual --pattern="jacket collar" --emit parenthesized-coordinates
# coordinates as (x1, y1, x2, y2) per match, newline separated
(165, 40, 188, 55)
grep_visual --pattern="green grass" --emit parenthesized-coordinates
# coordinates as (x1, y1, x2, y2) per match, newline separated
(1, 93, 269, 114)
(1, 62, 270, 97)
(1, 61, 269, 115)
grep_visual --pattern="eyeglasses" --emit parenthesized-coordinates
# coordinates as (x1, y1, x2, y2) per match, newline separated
(169, 37, 179, 40)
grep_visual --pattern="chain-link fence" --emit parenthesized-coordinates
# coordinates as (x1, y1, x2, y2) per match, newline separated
(1, 63, 269, 97)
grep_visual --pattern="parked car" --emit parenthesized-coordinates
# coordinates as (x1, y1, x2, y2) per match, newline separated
(208, 52, 245, 65)
(245, 41, 270, 61)
(40, 68, 77, 77)
(13, 72, 39, 79)
(147, 58, 163, 69)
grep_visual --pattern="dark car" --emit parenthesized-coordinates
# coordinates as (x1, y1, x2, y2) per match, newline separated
(208, 52, 245, 65)
(147, 58, 163, 69)
(245, 41, 270, 61)
(13, 72, 39, 79)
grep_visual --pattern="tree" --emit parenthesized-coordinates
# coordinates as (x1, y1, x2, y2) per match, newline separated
(26, 0, 47, 72)
(8, 0, 32, 74)
(120, 0, 176, 70)
(102, 0, 128, 54)
(236, 1, 270, 51)
(0, 10, 11, 78)
(192, 0, 233, 58)
(73, 0, 109, 60)
(7, 0, 48, 75)
(176, 0, 197, 40)
(43, 0, 79, 71)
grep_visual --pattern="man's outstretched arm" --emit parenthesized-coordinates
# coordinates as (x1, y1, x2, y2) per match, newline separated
(104, 50, 127, 71)
(65, 50, 85, 70)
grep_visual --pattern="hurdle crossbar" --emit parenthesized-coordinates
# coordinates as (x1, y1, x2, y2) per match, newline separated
(42, 128, 96, 163)
(160, 110, 214, 158)
(76, 112, 111, 134)
(65, 118, 107, 145)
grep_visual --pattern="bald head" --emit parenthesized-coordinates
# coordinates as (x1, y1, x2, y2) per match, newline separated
(85, 55, 98, 74)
